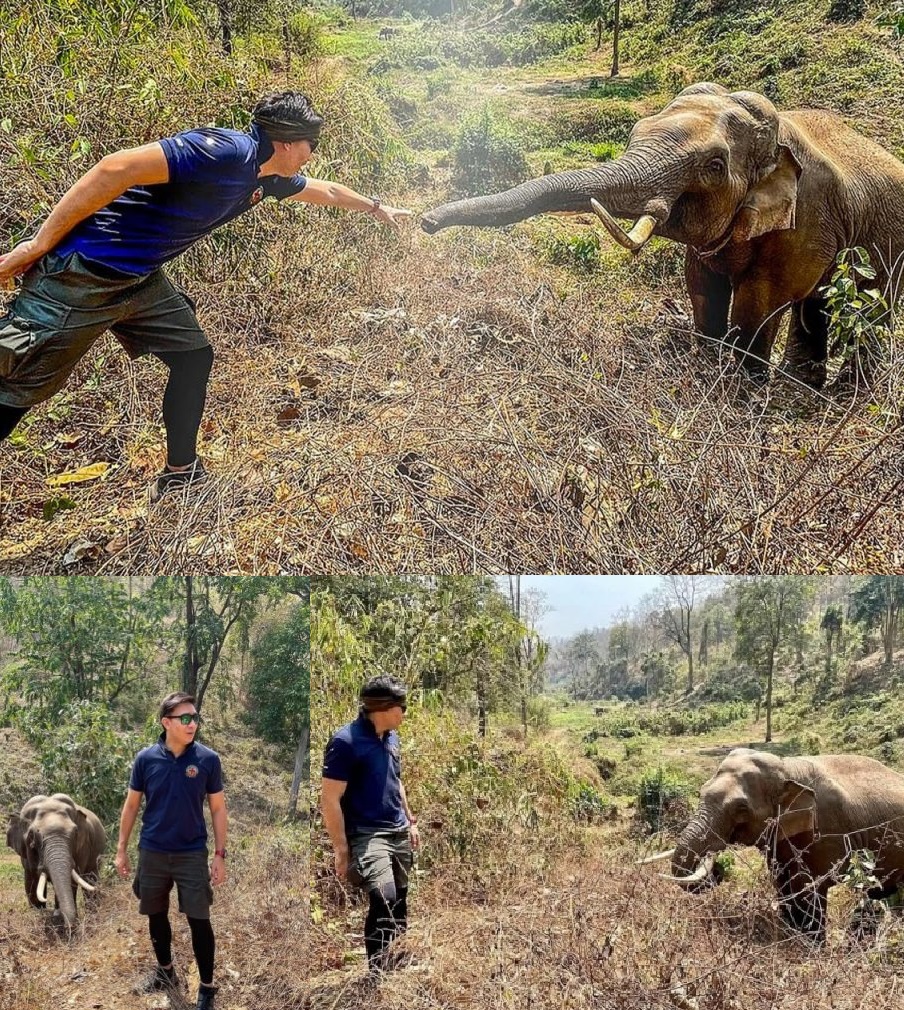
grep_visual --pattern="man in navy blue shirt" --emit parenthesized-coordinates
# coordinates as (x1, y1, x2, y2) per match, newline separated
(115, 691, 228, 1010)
(0, 91, 411, 499)
(322, 675, 420, 974)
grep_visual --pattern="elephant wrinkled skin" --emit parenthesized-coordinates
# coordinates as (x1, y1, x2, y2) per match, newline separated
(648, 748, 904, 940)
(6, 793, 106, 928)
(422, 84, 904, 383)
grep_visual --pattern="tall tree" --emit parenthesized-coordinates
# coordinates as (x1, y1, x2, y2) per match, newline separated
(850, 576, 904, 666)
(734, 577, 815, 742)
(652, 576, 702, 693)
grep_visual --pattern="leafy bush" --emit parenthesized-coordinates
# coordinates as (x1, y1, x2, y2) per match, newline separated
(569, 780, 613, 824)
(637, 767, 694, 833)
(452, 106, 529, 196)
(544, 232, 601, 273)
(827, 0, 866, 22)
(19, 701, 139, 825)
(594, 702, 749, 738)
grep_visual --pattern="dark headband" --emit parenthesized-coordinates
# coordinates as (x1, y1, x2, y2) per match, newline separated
(253, 113, 322, 143)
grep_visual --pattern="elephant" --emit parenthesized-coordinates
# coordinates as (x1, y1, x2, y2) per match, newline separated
(421, 83, 904, 385)
(641, 748, 904, 940)
(6, 793, 106, 929)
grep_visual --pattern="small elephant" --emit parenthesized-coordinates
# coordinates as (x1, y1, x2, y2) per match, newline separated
(6, 793, 106, 928)
(422, 83, 904, 384)
(642, 749, 904, 940)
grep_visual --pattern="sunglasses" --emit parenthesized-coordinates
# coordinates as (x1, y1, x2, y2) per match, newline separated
(165, 712, 201, 725)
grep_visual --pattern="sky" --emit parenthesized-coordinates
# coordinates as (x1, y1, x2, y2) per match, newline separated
(515, 575, 664, 639)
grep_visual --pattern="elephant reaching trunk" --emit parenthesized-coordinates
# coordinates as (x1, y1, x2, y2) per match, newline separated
(422, 83, 904, 384)
(644, 749, 904, 940)
(6, 793, 106, 930)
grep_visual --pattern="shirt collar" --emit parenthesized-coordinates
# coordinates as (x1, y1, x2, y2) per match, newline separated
(157, 730, 196, 758)
(250, 121, 274, 171)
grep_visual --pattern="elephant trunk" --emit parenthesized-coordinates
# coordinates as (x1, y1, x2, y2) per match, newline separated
(43, 837, 78, 928)
(421, 153, 679, 244)
(666, 810, 728, 887)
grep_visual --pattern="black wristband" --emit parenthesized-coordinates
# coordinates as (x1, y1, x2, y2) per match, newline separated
(369, 197, 381, 214)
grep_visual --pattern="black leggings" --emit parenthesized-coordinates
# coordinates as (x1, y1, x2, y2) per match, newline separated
(154, 346, 214, 467)
(364, 881, 408, 968)
(0, 347, 213, 464)
(148, 912, 215, 985)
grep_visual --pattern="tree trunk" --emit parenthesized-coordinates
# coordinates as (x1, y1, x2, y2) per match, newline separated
(595, 17, 603, 51)
(288, 723, 310, 819)
(611, 0, 621, 77)
(215, 0, 232, 56)
(686, 644, 694, 694)
(765, 650, 774, 743)
(182, 576, 200, 697)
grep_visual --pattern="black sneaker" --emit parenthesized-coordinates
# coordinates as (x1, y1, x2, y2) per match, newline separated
(150, 458, 207, 502)
(134, 964, 182, 995)
(196, 984, 218, 1010)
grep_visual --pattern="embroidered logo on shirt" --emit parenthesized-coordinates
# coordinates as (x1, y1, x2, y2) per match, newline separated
(250, 186, 264, 206)
(186, 765, 200, 778)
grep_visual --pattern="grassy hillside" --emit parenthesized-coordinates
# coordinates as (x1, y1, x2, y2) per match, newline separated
(1, 3, 902, 572)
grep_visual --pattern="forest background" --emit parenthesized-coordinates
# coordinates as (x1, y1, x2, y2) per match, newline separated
(1, 1, 902, 573)
(0, 575, 310, 1010)
(310, 573, 904, 1010)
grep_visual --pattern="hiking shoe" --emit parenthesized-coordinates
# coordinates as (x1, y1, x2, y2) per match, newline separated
(196, 984, 218, 1010)
(134, 964, 183, 995)
(149, 458, 207, 502)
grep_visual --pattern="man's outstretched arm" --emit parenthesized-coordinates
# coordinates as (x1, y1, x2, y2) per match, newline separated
(0, 143, 170, 284)
(288, 177, 411, 231)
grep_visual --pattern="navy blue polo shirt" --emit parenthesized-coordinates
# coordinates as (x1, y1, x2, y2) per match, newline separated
(55, 123, 307, 275)
(129, 733, 224, 853)
(322, 714, 407, 836)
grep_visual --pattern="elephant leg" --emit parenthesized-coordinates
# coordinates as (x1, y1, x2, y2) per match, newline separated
(729, 278, 791, 381)
(685, 251, 732, 344)
(775, 863, 828, 941)
(782, 296, 829, 387)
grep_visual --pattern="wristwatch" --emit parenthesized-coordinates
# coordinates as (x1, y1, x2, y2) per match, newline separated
(214, 848, 228, 859)
(369, 197, 382, 215)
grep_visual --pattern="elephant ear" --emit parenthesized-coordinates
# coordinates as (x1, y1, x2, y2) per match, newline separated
(6, 813, 24, 850)
(774, 778, 817, 840)
(731, 144, 802, 243)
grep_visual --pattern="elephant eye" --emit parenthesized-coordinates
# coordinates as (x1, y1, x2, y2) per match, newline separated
(707, 157, 726, 174)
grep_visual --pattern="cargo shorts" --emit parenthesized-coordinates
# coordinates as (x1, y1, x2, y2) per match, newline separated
(0, 249, 210, 408)
(132, 848, 214, 919)
(347, 829, 413, 894)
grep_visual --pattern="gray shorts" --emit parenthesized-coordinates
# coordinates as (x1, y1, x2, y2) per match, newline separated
(0, 250, 209, 408)
(348, 830, 412, 894)
(132, 848, 213, 919)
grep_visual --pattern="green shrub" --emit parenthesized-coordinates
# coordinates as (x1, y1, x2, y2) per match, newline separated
(637, 767, 694, 833)
(526, 695, 552, 731)
(19, 701, 139, 825)
(827, 0, 866, 22)
(569, 780, 613, 824)
(452, 106, 529, 196)
(544, 232, 601, 273)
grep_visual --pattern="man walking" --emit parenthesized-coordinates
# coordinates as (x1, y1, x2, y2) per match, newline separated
(321, 675, 420, 974)
(0, 90, 410, 498)
(115, 692, 227, 1009)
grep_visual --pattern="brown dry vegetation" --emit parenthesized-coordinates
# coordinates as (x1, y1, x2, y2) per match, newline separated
(1, 10, 903, 573)
(310, 847, 904, 1010)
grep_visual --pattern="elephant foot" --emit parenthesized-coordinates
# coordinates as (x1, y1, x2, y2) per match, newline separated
(781, 359, 827, 389)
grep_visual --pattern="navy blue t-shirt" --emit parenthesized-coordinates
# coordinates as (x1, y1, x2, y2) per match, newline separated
(55, 123, 307, 275)
(129, 734, 224, 853)
(322, 714, 408, 836)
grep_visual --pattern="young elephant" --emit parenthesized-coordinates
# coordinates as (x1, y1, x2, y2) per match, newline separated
(643, 749, 904, 940)
(6, 793, 106, 928)
(422, 84, 904, 384)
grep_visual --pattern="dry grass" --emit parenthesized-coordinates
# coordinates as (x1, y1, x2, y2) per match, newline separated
(309, 845, 904, 1010)
(1, 11, 903, 573)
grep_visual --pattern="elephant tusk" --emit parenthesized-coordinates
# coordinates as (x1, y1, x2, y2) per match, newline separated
(37, 871, 48, 903)
(72, 869, 95, 892)
(590, 200, 657, 253)
(659, 854, 716, 888)
(637, 848, 676, 865)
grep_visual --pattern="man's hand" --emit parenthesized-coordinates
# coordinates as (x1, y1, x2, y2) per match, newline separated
(210, 854, 227, 887)
(409, 822, 421, 851)
(334, 847, 350, 880)
(114, 849, 131, 878)
(374, 205, 412, 232)
(0, 240, 44, 287)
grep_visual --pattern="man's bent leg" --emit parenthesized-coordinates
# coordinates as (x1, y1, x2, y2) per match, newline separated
(154, 347, 214, 467)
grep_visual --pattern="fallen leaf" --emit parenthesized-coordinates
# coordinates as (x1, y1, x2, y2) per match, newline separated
(45, 462, 110, 487)
(277, 405, 301, 423)
(42, 496, 77, 522)
(62, 539, 98, 566)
